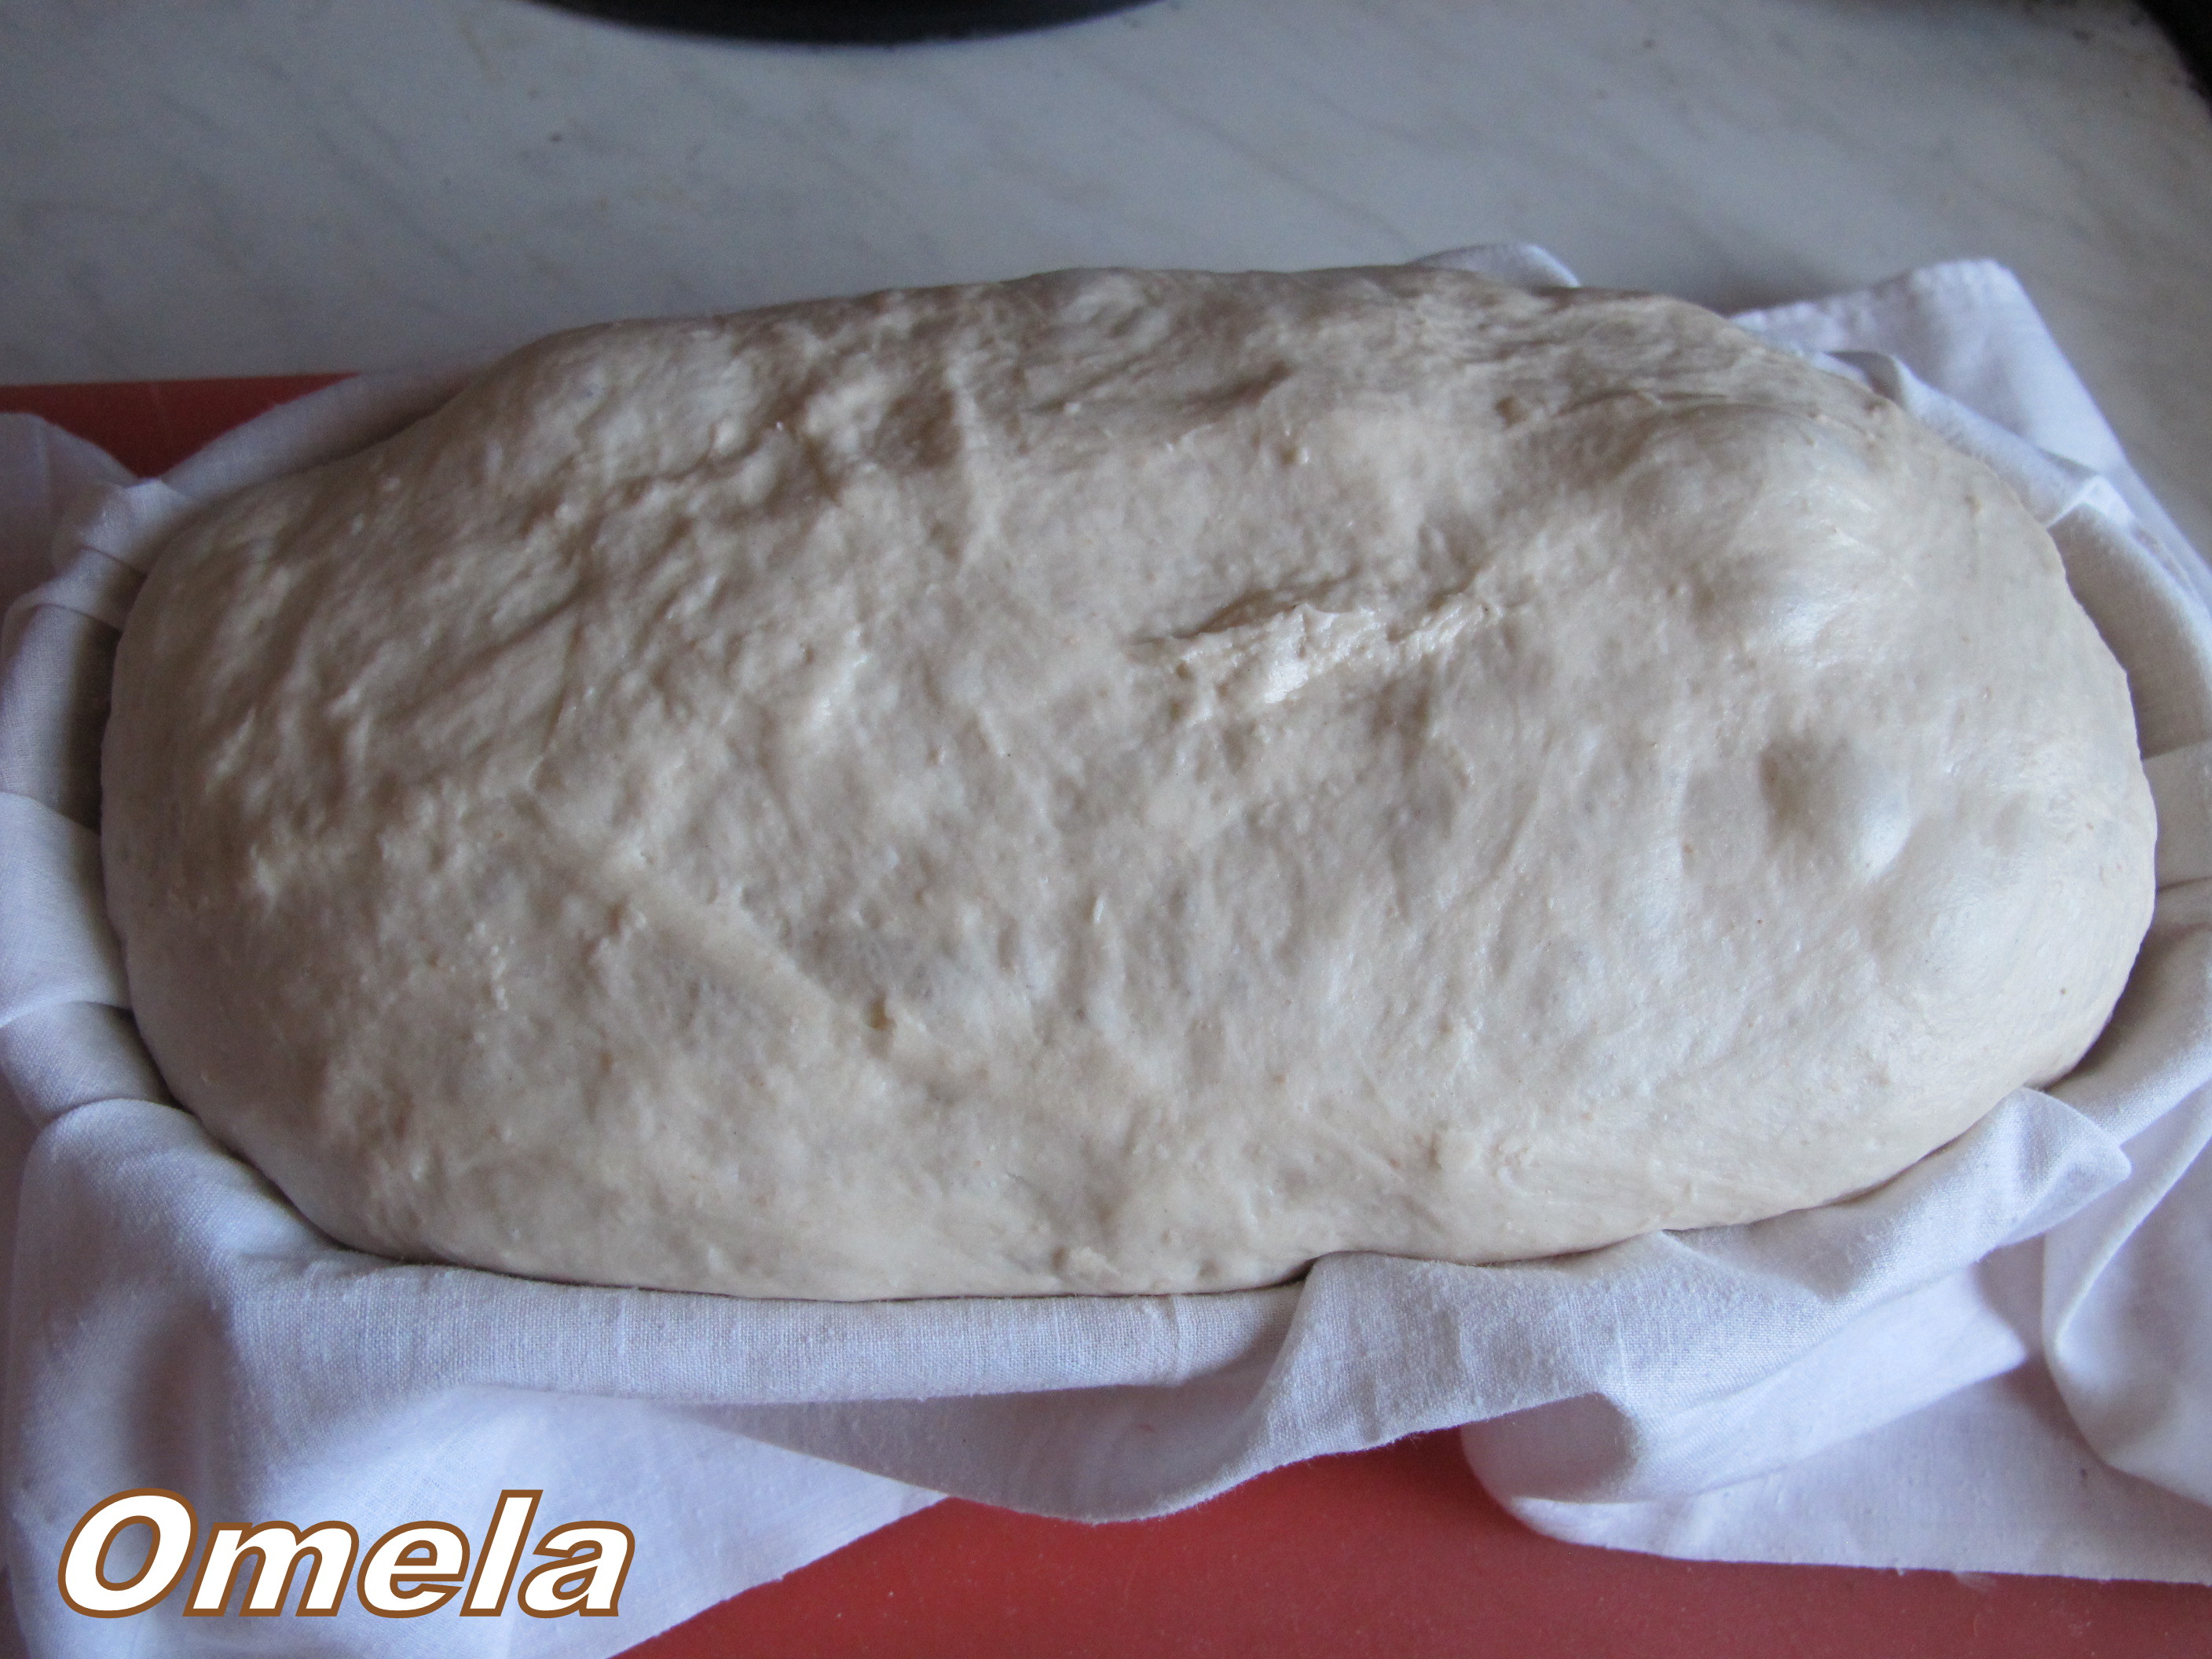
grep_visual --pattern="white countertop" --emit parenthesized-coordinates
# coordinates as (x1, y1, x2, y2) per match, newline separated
(4, 0, 2210, 549)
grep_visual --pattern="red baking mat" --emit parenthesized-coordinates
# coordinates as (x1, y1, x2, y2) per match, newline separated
(9, 373, 2210, 1659)
(2, 375, 346, 478)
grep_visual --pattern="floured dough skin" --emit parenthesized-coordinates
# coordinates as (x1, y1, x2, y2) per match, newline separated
(101, 268, 2155, 1298)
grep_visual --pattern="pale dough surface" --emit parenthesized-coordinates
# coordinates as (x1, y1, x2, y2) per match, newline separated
(101, 268, 2156, 1298)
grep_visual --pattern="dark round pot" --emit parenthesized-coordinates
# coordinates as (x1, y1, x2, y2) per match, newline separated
(537, 0, 1160, 43)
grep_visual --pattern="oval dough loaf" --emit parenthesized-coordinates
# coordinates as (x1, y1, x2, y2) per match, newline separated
(101, 267, 2156, 1298)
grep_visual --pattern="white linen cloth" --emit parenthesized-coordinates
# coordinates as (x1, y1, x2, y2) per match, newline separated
(4, 249, 2211, 1658)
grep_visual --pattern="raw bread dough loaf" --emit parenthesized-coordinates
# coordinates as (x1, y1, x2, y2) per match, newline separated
(101, 267, 2156, 1299)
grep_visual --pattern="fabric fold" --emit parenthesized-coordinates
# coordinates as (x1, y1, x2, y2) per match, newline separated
(0, 794, 130, 1039)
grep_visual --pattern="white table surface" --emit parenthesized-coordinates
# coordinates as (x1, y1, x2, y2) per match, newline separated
(2, 0, 2208, 551)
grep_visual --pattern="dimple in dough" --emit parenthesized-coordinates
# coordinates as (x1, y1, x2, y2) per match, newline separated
(100, 267, 2157, 1299)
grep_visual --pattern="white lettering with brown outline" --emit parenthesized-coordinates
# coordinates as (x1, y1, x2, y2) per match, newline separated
(57, 1489, 631, 1621)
